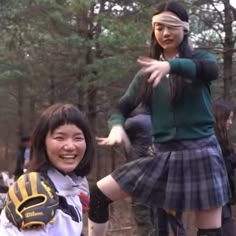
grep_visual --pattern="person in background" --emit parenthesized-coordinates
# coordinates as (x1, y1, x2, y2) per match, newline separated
(123, 105, 154, 236)
(124, 104, 186, 236)
(0, 103, 94, 236)
(23, 145, 30, 171)
(88, 1, 230, 236)
(13, 135, 31, 180)
(212, 99, 236, 236)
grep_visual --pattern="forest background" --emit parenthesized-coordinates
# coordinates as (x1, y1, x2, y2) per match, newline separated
(0, 0, 235, 235)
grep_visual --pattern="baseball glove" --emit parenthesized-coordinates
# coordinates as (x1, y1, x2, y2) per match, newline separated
(4, 172, 59, 230)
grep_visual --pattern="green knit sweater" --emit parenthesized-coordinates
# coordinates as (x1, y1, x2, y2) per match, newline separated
(108, 50, 218, 143)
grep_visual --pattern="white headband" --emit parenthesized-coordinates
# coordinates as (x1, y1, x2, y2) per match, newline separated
(152, 13, 189, 32)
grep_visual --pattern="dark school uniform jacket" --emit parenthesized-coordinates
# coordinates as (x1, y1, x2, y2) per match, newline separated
(109, 50, 218, 143)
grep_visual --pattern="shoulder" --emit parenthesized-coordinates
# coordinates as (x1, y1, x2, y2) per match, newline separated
(192, 49, 217, 61)
(76, 176, 89, 195)
(131, 69, 146, 83)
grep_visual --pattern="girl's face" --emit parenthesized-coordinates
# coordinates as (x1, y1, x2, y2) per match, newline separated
(153, 11, 185, 57)
(226, 111, 234, 131)
(46, 124, 86, 174)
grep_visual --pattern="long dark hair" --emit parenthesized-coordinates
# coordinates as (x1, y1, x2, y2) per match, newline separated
(28, 103, 95, 177)
(141, 1, 193, 106)
(212, 99, 234, 155)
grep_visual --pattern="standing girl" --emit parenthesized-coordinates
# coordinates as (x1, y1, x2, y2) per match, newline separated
(88, 1, 230, 236)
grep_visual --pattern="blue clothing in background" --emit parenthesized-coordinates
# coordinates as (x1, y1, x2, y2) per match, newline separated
(125, 114, 152, 161)
(24, 148, 30, 161)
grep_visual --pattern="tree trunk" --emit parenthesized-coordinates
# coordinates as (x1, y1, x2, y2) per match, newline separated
(16, 79, 24, 138)
(49, 64, 55, 105)
(223, 0, 234, 99)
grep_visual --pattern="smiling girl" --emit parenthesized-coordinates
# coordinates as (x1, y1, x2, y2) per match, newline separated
(0, 103, 95, 236)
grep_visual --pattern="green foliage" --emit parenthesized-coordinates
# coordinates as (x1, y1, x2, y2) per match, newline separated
(0, 0, 235, 142)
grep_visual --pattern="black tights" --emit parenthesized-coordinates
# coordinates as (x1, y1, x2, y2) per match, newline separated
(197, 228, 222, 236)
(88, 184, 113, 223)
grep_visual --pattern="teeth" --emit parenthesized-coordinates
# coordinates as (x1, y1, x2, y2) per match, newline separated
(60, 155, 76, 159)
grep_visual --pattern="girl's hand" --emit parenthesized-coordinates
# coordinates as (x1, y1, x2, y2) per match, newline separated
(137, 56, 170, 87)
(96, 125, 130, 147)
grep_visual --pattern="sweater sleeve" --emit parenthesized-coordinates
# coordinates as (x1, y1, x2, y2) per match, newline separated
(108, 70, 145, 129)
(168, 50, 218, 82)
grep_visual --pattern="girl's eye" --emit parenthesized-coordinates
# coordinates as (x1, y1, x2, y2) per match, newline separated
(54, 136, 64, 141)
(74, 136, 84, 141)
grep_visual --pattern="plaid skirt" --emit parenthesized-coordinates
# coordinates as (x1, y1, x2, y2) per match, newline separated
(111, 135, 230, 210)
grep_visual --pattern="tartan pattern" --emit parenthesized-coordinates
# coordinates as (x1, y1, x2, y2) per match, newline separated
(111, 135, 230, 210)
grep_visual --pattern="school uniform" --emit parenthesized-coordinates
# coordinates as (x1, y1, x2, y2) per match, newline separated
(109, 50, 230, 211)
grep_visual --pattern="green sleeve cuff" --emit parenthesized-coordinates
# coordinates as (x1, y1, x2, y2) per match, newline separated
(108, 114, 125, 130)
(168, 58, 196, 78)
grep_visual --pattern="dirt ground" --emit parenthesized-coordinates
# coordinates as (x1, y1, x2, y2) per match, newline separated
(83, 198, 236, 236)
